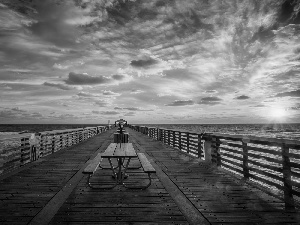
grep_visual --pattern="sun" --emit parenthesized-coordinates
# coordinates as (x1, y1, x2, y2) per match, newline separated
(269, 107, 287, 120)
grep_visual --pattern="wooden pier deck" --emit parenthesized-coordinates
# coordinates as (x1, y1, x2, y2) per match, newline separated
(1, 128, 300, 224)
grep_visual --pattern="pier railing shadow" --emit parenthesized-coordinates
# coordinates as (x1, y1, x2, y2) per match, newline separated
(129, 124, 300, 211)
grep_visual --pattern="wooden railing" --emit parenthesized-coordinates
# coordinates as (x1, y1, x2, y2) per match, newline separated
(0, 125, 110, 176)
(129, 124, 300, 210)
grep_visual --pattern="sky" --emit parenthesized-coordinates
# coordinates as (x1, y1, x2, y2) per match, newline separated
(0, 0, 300, 124)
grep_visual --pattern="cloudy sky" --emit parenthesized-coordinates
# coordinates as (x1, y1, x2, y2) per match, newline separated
(0, 0, 300, 124)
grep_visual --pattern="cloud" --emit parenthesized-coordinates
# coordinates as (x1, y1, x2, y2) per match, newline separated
(235, 95, 250, 100)
(122, 107, 154, 111)
(0, 107, 44, 120)
(27, 0, 96, 47)
(11, 107, 26, 112)
(77, 92, 101, 97)
(43, 82, 73, 90)
(251, 104, 265, 107)
(94, 101, 108, 107)
(130, 58, 157, 67)
(53, 63, 70, 70)
(124, 112, 135, 116)
(275, 89, 300, 97)
(114, 107, 123, 110)
(165, 100, 194, 106)
(103, 90, 119, 95)
(101, 111, 119, 115)
(198, 97, 222, 105)
(205, 90, 218, 94)
(65, 72, 111, 85)
(112, 74, 125, 80)
(130, 89, 144, 94)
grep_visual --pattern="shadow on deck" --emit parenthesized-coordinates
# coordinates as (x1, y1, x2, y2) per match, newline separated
(0, 128, 300, 224)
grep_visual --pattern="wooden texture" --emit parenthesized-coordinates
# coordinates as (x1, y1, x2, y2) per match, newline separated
(102, 143, 137, 158)
(0, 129, 115, 225)
(129, 128, 300, 224)
(82, 153, 102, 174)
(137, 153, 156, 173)
(1, 126, 300, 224)
(101, 143, 117, 157)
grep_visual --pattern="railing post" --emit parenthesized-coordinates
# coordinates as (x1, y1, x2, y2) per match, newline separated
(281, 143, 295, 211)
(186, 133, 190, 154)
(242, 138, 250, 179)
(197, 134, 202, 158)
(212, 137, 221, 166)
(204, 136, 212, 163)
(179, 132, 182, 150)
(168, 130, 171, 146)
(173, 131, 176, 147)
(159, 129, 162, 141)
(52, 135, 55, 153)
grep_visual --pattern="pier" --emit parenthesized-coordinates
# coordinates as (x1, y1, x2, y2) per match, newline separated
(1, 125, 300, 224)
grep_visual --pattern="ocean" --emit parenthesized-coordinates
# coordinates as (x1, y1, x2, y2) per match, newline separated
(140, 123, 300, 141)
(1, 123, 300, 141)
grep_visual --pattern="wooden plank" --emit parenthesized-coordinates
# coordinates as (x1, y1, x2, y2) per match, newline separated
(248, 152, 282, 164)
(137, 153, 156, 173)
(248, 159, 283, 173)
(101, 143, 117, 158)
(82, 154, 102, 174)
(124, 143, 137, 157)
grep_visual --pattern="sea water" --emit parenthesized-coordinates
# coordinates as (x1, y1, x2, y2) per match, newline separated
(0, 123, 300, 141)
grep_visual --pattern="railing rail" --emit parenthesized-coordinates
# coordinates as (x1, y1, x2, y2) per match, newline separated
(0, 125, 110, 176)
(129, 124, 300, 210)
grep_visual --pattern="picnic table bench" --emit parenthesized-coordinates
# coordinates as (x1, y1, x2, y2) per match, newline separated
(82, 143, 156, 189)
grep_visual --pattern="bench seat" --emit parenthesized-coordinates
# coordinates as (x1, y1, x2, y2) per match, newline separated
(137, 153, 156, 173)
(82, 153, 102, 174)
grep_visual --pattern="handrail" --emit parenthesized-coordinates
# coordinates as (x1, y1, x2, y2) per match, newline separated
(129, 124, 300, 210)
(0, 125, 111, 176)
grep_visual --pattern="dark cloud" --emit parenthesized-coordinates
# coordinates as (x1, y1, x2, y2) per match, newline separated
(11, 107, 26, 112)
(124, 112, 135, 116)
(235, 95, 250, 100)
(43, 82, 73, 90)
(289, 106, 300, 110)
(205, 90, 218, 93)
(114, 107, 123, 110)
(92, 110, 119, 115)
(103, 90, 118, 95)
(123, 107, 154, 111)
(100, 111, 119, 115)
(250, 104, 265, 107)
(123, 107, 140, 111)
(77, 92, 95, 97)
(27, 0, 83, 47)
(165, 100, 194, 106)
(275, 89, 300, 97)
(198, 97, 222, 105)
(130, 58, 157, 67)
(65, 72, 111, 85)
(277, 0, 300, 24)
(94, 101, 108, 107)
(163, 68, 195, 80)
(112, 74, 125, 80)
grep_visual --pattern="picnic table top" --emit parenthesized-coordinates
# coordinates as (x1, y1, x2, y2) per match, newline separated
(101, 143, 137, 158)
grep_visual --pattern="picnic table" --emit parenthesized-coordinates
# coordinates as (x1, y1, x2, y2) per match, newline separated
(83, 143, 156, 189)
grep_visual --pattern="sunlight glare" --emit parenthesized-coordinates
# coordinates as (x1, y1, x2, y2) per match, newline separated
(269, 107, 287, 120)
